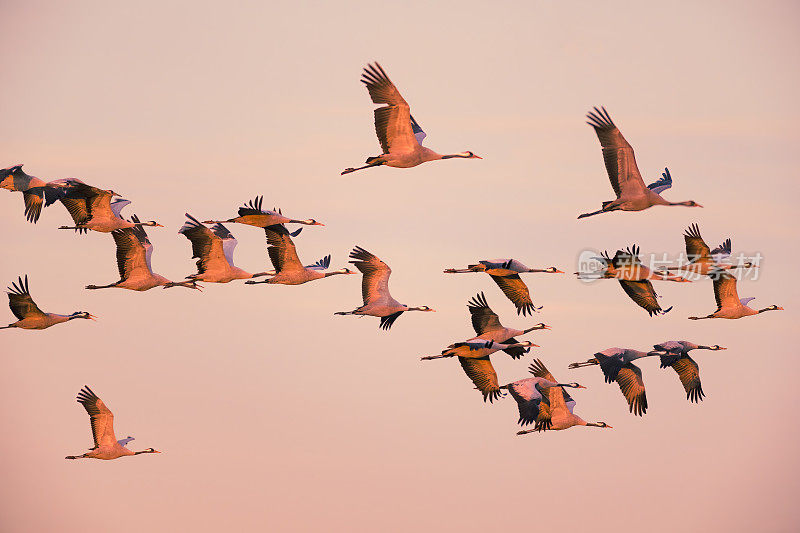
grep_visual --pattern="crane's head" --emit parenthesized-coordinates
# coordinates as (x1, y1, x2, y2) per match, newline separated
(545, 267, 564, 273)
(303, 219, 325, 226)
(590, 422, 612, 428)
(463, 151, 482, 159)
(134, 447, 161, 455)
(563, 382, 586, 389)
(411, 305, 435, 312)
(71, 312, 97, 321)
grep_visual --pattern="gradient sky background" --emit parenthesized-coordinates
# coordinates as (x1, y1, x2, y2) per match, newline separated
(1, 2, 799, 531)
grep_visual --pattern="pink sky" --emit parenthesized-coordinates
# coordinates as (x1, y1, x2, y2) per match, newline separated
(1, 2, 799, 531)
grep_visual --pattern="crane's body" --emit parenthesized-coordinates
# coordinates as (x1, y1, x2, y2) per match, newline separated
(689, 269, 782, 320)
(65, 386, 160, 461)
(203, 196, 323, 229)
(86, 217, 200, 291)
(1, 276, 95, 330)
(515, 359, 609, 434)
(246, 224, 353, 286)
(578, 108, 701, 219)
(335, 246, 434, 330)
(341, 63, 480, 175)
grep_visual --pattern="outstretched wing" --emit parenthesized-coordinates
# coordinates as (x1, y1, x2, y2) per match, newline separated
(109, 199, 131, 218)
(467, 292, 503, 335)
(76, 386, 117, 449)
(710, 238, 732, 262)
(306, 255, 331, 271)
(349, 246, 392, 305)
(683, 223, 711, 263)
(409, 115, 427, 144)
(586, 107, 647, 199)
(458, 356, 501, 403)
(618, 280, 671, 316)
(6, 275, 46, 320)
(210, 223, 238, 265)
(361, 63, 419, 155)
(490, 274, 539, 316)
(379, 311, 404, 331)
(647, 167, 673, 194)
(667, 355, 705, 402)
(179, 214, 231, 274)
(711, 269, 741, 311)
(264, 224, 303, 273)
(238, 195, 266, 217)
(22, 188, 45, 223)
(112, 225, 152, 281)
(506, 380, 547, 426)
(615, 363, 648, 416)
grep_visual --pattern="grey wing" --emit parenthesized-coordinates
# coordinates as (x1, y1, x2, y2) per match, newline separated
(409, 115, 427, 144)
(506, 383, 545, 426)
(647, 167, 673, 194)
(710, 238, 732, 262)
(110, 199, 131, 218)
(306, 255, 331, 271)
(212, 224, 239, 265)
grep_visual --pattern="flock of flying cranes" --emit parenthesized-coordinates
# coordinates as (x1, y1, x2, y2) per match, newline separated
(0, 62, 785, 459)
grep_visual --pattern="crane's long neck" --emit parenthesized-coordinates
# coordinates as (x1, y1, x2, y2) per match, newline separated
(629, 350, 654, 361)
(440, 152, 473, 159)
(523, 324, 549, 333)
(323, 270, 350, 277)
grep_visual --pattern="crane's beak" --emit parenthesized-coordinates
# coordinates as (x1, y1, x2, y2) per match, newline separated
(154, 223, 164, 227)
(88, 314, 98, 321)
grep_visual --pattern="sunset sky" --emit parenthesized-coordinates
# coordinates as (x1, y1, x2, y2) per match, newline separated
(1, 2, 799, 531)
